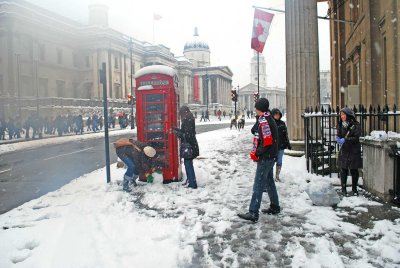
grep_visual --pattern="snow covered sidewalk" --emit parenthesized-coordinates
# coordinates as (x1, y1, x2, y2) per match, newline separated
(1, 125, 400, 267)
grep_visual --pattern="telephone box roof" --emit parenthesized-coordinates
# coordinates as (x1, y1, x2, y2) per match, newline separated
(134, 65, 177, 78)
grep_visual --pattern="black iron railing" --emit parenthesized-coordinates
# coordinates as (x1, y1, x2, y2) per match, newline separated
(303, 104, 399, 177)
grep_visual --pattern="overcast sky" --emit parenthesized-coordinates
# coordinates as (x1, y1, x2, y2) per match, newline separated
(27, 0, 330, 88)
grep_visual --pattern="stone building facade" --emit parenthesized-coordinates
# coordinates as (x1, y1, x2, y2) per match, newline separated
(0, 0, 232, 119)
(320, 70, 332, 107)
(329, 0, 399, 108)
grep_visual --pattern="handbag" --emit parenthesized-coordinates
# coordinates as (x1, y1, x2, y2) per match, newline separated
(180, 134, 193, 159)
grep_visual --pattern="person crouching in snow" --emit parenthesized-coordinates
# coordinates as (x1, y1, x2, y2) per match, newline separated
(113, 138, 158, 192)
(238, 98, 280, 223)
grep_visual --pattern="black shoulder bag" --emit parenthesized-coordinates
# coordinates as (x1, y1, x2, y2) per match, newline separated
(180, 134, 193, 159)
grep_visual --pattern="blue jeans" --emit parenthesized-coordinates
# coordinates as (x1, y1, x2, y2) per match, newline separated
(184, 159, 197, 188)
(270, 149, 285, 178)
(276, 149, 284, 167)
(249, 158, 280, 217)
(120, 157, 136, 178)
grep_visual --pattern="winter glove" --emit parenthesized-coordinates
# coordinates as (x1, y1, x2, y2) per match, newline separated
(250, 151, 259, 161)
(336, 137, 345, 145)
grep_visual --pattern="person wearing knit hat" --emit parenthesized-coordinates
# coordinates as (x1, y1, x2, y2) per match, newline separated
(336, 107, 362, 196)
(114, 138, 161, 192)
(238, 98, 280, 223)
(143, 146, 156, 158)
(254, 97, 269, 112)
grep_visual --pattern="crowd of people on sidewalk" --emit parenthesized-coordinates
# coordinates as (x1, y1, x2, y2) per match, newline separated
(0, 112, 133, 141)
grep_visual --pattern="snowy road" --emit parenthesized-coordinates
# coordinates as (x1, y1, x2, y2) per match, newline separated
(0, 122, 246, 214)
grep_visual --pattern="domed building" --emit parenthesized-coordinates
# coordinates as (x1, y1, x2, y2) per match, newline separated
(183, 27, 210, 68)
(177, 28, 233, 113)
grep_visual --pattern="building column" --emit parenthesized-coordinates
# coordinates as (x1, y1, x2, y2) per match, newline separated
(285, 0, 320, 140)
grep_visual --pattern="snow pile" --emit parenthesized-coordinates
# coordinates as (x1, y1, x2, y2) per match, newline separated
(366, 130, 388, 141)
(364, 130, 400, 141)
(305, 178, 340, 206)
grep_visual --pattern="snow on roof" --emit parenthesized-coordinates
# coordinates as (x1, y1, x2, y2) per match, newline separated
(137, 85, 154, 91)
(134, 65, 177, 78)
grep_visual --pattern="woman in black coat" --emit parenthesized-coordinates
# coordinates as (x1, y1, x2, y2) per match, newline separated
(336, 107, 362, 196)
(175, 106, 199, 189)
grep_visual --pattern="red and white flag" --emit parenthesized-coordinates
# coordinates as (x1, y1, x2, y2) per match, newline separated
(251, 9, 274, 53)
(153, 13, 162, 21)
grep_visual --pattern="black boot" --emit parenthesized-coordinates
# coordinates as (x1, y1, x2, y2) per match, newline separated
(340, 171, 348, 196)
(238, 212, 258, 223)
(262, 203, 281, 214)
(351, 172, 359, 196)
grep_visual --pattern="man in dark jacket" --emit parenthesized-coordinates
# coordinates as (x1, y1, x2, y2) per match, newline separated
(238, 98, 280, 223)
(270, 108, 291, 182)
(336, 107, 362, 196)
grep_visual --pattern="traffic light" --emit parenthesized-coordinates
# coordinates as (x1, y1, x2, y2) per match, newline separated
(127, 94, 136, 105)
(254, 92, 259, 102)
(231, 89, 237, 102)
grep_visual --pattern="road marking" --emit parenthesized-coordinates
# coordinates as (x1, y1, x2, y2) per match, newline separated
(43, 147, 95, 161)
(0, 168, 11, 174)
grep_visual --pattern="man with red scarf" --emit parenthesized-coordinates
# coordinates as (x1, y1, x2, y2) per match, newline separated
(238, 98, 280, 223)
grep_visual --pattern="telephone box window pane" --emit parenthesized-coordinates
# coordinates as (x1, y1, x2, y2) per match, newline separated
(149, 141, 164, 149)
(145, 113, 162, 121)
(146, 103, 163, 112)
(146, 132, 164, 141)
(147, 122, 163, 131)
(146, 94, 162, 102)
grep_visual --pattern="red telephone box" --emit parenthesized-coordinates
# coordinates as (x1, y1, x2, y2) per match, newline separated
(135, 65, 180, 183)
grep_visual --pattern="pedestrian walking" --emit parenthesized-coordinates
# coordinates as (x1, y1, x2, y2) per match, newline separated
(336, 107, 362, 196)
(270, 108, 291, 182)
(200, 111, 205, 122)
(114, 138, 158, 192)
(174, 106, 199, 189)
(217, 109, 222, 121)
(205, 110, 210, 121)
(238, 98, 280, 223)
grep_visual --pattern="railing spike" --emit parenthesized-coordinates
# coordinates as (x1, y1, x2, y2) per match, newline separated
(394, 104, 397, 113)
(336, 105, 340, 114)
(328, 105, 332, 113)
(369, 104, 373, 113)
(353, 105, 357, 113)
(377, 104, 381, 113)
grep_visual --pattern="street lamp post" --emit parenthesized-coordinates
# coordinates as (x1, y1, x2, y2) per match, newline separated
(206, 73, 209, 115)
(234, 84, 239, 120)
(15, 53, 21, 115)
(128, 38, 135, 129)
(34, 59, 39, 115)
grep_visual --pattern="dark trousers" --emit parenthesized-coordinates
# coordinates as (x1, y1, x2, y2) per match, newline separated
(340, 168, 359, 192)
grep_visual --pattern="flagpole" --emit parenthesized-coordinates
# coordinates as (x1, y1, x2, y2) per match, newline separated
(152, 18, 155, 43)
(257, 52, 260, 96)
